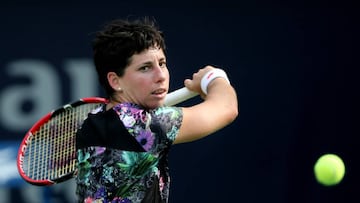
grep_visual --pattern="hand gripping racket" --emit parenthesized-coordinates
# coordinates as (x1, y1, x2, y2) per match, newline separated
(17, 87, 198, 186)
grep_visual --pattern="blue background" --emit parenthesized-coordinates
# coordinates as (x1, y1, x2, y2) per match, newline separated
(0, 1, 359, 203)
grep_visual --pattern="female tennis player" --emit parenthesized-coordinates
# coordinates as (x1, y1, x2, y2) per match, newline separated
(75, 17, 238, 203)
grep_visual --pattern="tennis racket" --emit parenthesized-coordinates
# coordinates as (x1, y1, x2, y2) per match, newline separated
(17, 87, 198, 186)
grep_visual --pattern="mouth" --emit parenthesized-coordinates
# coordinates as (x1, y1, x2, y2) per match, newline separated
(151, 88, 167, 97)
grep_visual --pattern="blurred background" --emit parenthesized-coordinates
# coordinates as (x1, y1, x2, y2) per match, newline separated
(0, 1, 359, 202)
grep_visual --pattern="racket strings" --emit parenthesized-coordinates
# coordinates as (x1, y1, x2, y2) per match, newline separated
(22, 103, 102, 181)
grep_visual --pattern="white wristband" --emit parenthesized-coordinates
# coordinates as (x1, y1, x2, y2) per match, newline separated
(200, 68, 230, 94)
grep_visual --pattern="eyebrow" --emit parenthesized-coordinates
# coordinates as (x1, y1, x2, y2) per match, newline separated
(139, 57, 166, 66)
(141, 61, 153, 66)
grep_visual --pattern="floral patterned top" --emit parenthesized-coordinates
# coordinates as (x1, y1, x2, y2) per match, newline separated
(75, 103, 183, 203)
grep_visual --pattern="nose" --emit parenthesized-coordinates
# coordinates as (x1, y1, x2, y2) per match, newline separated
(154, 66, 167, 83)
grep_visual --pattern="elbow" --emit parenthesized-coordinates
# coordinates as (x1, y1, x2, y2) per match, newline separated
(227, 88, 239, 123)
(225, 102, 239, 124)
(230, 106, 239, 123)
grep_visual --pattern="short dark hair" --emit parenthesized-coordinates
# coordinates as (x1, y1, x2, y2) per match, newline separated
(92, 17, 166, 96)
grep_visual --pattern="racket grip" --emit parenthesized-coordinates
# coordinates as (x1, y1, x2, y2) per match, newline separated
(165, 87, 199, 106)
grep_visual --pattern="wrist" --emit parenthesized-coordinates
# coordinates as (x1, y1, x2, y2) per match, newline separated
(200, 68, 230, 94)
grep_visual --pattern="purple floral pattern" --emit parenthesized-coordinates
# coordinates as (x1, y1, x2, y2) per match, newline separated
(76, 103, 182, 203)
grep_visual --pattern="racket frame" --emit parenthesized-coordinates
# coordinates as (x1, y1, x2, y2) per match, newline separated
(17, 97, 107, 186)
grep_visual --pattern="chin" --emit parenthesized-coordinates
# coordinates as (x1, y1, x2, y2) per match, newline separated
(145, 101, 164, 109)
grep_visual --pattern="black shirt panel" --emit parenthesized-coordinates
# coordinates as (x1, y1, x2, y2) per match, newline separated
(76, 109, 145, 152)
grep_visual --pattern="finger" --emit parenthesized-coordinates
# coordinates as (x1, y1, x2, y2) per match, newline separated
(184, 79, 193, 88)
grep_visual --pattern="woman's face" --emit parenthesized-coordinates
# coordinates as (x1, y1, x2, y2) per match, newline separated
(117, 47, 169, 109)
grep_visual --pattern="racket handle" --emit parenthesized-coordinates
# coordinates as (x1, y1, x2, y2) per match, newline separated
(165, 87, 199, 106)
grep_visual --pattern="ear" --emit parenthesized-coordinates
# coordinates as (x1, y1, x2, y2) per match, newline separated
(107, 72, 122, 91)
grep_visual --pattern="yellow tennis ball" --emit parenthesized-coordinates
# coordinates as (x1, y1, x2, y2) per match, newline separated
(314, 154, 345, 186)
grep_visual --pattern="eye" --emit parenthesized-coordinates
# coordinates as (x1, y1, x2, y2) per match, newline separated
(139, 66, 151, 72)
(159, 61, 167, 68)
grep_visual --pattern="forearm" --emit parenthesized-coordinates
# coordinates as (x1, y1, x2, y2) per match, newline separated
(175, 67, 239, 144)
(204, 77, 239, 126)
